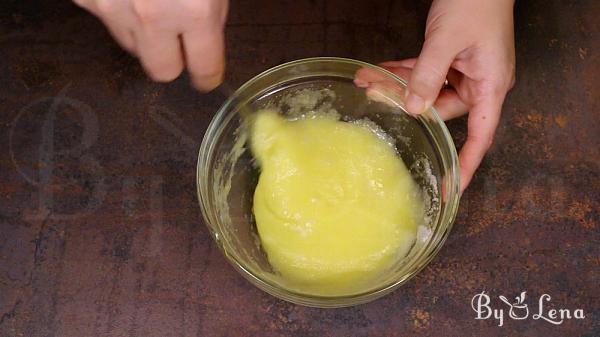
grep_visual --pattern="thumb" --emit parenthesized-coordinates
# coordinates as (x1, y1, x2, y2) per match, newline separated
(405, 37, 458, 115)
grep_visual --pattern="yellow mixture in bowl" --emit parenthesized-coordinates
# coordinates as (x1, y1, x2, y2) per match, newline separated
(250, 110, 422, 295)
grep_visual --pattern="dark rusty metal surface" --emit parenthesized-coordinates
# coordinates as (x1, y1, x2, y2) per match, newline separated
(1, 0, 599, 336)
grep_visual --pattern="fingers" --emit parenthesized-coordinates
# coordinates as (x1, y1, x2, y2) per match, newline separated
(434, 88, 468, 121)
(105, 24, 137, 54)
(379, 65, 412, 82)
(406, 38, 459, 115)
(354, 59, 417, 88)
(365, 81, 406, 108)
(135, 26, 184, 82)
(458, 96, 503, 192)
(380, 63, 468, 121)
(182, 24, 225, 91)
(74, 0, 228, 90)
(72, 0, 95, 11)
(354, 66, 391, 87)
(380, 58, 417, 69)
(75, 0, 137, 54)
(380, 59, 503, 192)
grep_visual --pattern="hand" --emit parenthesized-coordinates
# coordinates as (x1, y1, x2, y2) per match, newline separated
(74, 0, 228, 91)
(360, 0, 516, 192)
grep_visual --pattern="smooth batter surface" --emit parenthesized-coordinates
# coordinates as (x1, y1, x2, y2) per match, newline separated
(251, 110, 421, 294)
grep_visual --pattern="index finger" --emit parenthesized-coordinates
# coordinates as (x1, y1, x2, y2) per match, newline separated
(182, 24, 225, 91)
(459, 96, 504, 192)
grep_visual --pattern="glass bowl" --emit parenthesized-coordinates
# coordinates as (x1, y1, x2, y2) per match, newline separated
(197, 57, 460, 307)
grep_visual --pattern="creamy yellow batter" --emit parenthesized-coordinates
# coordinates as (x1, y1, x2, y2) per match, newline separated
(251, 110, 421, 294)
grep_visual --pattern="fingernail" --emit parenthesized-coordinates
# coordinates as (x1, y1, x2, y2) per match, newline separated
(193, 74, 223, 92)
(354, 78, 369, 88)
(404, 90, 426, 115)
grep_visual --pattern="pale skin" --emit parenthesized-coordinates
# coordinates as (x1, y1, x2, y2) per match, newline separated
(73, 0, 229, 90)
(74, 0, 515, 192)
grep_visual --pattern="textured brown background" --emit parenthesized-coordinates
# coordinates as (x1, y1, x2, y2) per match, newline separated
(1, 0, 599, 336)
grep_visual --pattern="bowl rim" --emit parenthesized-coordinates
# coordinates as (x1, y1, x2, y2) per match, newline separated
(197, 56, 460, 307)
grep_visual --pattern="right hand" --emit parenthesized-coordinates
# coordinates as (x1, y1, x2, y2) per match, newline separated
(74, 0, 228, 91)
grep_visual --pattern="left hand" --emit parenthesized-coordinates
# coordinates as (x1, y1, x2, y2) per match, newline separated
(357, 0, 516, 192)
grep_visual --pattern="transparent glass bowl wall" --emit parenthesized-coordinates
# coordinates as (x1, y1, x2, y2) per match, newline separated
(197, 57, 460, 307)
